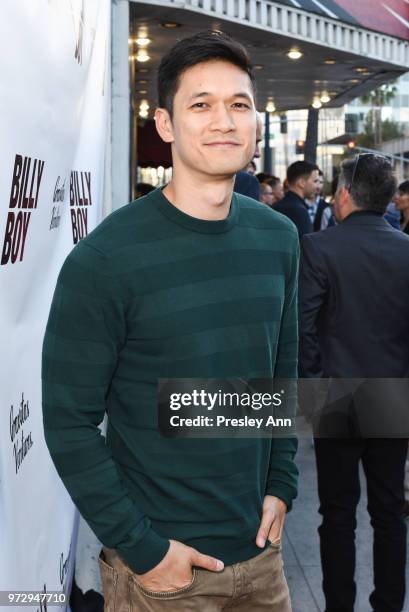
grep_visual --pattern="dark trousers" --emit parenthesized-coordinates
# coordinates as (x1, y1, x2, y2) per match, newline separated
(314, 438, 407, 612)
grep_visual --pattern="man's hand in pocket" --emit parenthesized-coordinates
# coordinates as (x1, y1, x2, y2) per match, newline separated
(256, 495, 287, 547)
(135, 539, 224, 592)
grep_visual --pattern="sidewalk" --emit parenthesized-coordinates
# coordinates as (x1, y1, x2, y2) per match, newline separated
(283, 420, 409, 611)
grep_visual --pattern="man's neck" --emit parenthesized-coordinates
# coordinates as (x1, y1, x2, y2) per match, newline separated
(288, 186, 305, 200)
(162, 167, 235, 221)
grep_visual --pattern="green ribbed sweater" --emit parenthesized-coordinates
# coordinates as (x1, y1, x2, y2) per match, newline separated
(42, 188, 299, 574)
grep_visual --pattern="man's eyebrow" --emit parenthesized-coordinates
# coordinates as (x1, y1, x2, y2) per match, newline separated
(188, 91, 253, 102)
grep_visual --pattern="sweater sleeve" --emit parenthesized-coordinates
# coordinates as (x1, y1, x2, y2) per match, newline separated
(265, 230, 299, 511)
(42, 241, 170, 574)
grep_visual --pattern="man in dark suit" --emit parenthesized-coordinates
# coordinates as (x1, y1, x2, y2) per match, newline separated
(299, 153, 409, 612)
(275, 161, 319, 238)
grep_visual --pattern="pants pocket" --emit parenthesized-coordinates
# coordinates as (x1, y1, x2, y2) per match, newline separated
(131, 568, 197, 601)
(98, 550, 118, 612)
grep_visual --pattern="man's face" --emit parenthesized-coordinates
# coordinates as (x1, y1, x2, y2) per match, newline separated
(272, 181, 284, 203)
(316, 175, 324, 196)
(168, 60, 256, 178)
(303, 170, 320, 200)
(260, 185, 274, 207)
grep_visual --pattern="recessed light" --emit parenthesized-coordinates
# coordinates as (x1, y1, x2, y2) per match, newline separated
(136, 37, 151, 47)
(161, 22, 181, 28)
(139, 110, 149, 119)
(355, 67, 368, 73)
(312, 99, 322, 109)
(138, 68, 148, 73)
(287, 49, 303, 60)
(266, 99, 276, 113)
(138, 90, 147, 94)
(136, 50, 150, 63)
(139, 100, 150, 111)
(253, 64, 264, 70)
(320, 93, 331, 104)
(137, 79, 148, 84)
(349, 79, 360, 84)
(324, 59, 336, 65)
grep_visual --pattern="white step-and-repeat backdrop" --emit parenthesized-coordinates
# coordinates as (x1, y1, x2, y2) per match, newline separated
(0, 1, 110, 608)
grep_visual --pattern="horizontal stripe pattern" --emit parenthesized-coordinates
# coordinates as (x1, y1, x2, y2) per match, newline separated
(42, 189, 299, 573)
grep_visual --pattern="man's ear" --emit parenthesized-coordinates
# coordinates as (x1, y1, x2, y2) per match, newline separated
(154, 108, 174, 144)
(338, 185, 350, 208)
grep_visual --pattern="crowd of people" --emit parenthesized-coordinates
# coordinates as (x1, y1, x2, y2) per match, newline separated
(235, 158, 409, 238)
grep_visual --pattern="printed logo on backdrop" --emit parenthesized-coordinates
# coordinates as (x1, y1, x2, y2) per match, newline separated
(1, 154, 45, 265)
(70, 170, 92, 244)
(50, 176, 66, 231)
(9, 392, 33, 474)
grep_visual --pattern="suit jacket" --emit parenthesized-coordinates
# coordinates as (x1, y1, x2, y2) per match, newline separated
(299, 211, 409, 378)
(234, 171, 261, 201)
(275, 190, 312, 239)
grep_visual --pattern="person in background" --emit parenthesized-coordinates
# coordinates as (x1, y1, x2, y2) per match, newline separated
(275, 161, 319, 238)
(320, 175, 338, 230)
(270, 176, 284, 205)
(299, 153, 409, 612)
(256, 172, 273, 184)
(259, 182, 274, 207)
(246, 160, 256, 175)
(394, 180, 409, 234)
(312, 171, 329, 231)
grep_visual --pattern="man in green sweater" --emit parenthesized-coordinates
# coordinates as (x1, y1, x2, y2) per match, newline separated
(42, 31, 298, 611)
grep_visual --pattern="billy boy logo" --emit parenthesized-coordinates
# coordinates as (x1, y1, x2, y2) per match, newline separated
(1, 154, 45, 266)
(70, 170, 92, 244)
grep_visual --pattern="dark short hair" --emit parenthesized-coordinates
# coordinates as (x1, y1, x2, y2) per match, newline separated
(269, 176, 281, 188)
(340, 155, 397, 213)
(256, 172, 273, 184)
(398, 180, 409, 194)
(157, 31, 256, 117)
(287, 161, 319, 185)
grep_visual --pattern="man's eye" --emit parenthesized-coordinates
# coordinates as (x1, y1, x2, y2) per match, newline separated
(191, 102, 207, 108)
(233, 102, 250, 109)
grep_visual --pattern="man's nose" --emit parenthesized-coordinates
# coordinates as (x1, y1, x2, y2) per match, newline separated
(209, 105, 236, 131)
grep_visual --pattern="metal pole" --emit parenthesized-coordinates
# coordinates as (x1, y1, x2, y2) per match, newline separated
(111, 0, 130, 209)
(304, 108, 319, 164)
(263, 111, 272, 174)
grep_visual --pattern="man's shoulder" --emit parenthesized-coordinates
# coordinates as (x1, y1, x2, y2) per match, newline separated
(80, 194, 157, 255)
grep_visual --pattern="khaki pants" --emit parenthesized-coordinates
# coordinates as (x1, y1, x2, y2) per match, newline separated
(99, 543, 292, 611)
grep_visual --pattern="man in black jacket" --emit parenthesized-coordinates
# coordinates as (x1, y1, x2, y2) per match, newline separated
(275, 161, 319, 238)
(299, 154, 409, 612)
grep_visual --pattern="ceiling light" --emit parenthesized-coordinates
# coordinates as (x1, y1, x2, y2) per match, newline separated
(139, 109, 149, 119)
(324, 59, 336, 65)
(266, 99, 276, 113)
(349, 79, 360, 84)
(312, 99, 322, 109)
(136, 50, 150, 63)
(136, 37, 151, 47)
(253, 64, 264, 70)
(161, 22, 181, 28)
(287, 49, 303, 60)
(138, 90, 147, 94)
(320, 93, 331, 104)
(139, 100, 150, 111)
(137, 79, 148, 84)
(138, 68, 148, 73)
(355, 67, 368, 73)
